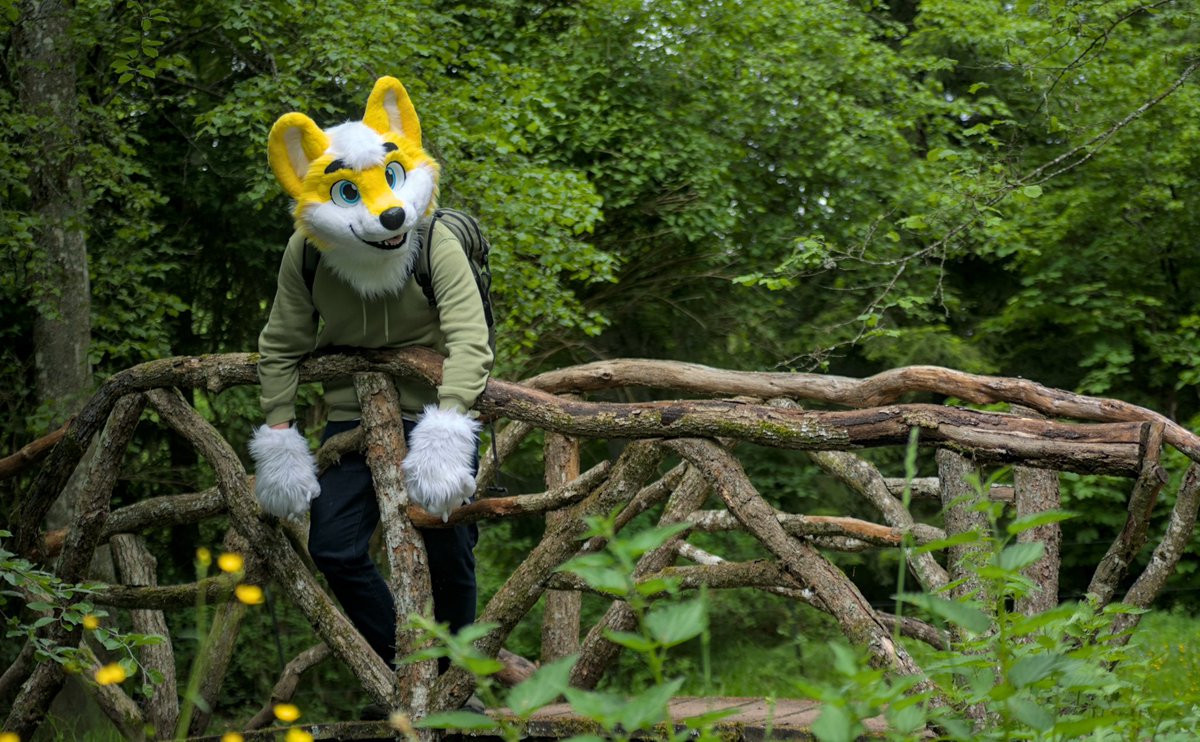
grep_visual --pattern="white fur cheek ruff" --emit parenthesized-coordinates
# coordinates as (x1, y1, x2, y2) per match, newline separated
(398, 164, 437, 228)
(320, 237, 419, 300)
(404, 406, 482, 522)
(248, 425, 321, 518)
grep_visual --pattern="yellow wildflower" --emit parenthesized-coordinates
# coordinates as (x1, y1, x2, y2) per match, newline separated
(273, 703, 301, 722)
(217, 552, 244, 573)
(235, 584, 265, 605)
(220, 734, 244, 742)
(94, 663, 127, 686)
(82, 614, 100, 630)
(284, 730, 313, 742)
(196, 547, 212, 568)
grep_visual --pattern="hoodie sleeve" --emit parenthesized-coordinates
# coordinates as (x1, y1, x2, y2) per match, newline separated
(258, 232, 319, 426)
(428, 225, 494, 413)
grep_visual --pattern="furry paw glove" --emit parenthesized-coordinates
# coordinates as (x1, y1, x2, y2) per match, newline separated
(404, 406, 481, 522)
(249, 425, 320, 518)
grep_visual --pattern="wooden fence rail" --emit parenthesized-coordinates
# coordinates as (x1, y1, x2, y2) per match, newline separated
(2, 347, 1198, 739)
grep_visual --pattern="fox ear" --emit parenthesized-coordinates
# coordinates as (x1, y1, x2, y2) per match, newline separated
(362, 76, 422, 148)
(268, 112, 330, 198)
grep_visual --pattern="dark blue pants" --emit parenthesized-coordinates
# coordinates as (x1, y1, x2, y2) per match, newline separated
(308, 419, 479, 666)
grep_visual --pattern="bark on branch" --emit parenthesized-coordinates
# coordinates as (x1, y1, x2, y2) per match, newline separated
(431, 440, 663, 711)
(143, 388, 398, 709)
(664, 438, 938, 694)
(245, 643, 332, 731)
(523, 357, 1200, 464)
(17, 348, 1191, 556)
(355, 373, 436, 715)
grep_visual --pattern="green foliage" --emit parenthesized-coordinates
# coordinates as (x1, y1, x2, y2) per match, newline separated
(5, 0, 1200, 731)
(0, 531, 165, 698)
(794, 464, 1200, 741)
(409, 513, 732, 742)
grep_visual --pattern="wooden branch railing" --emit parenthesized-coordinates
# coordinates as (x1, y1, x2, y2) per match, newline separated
(3, 348, 1198, 739)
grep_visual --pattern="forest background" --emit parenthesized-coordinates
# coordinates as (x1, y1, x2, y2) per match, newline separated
(2, 0, 1200, 731)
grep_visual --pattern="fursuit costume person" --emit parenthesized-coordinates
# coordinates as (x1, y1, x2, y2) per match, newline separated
(251, 76, 493, 665)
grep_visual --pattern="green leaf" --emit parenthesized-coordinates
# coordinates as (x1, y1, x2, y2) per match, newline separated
(403, 647, 446, 663)
(996, 542, 1045, 572)
(506, 655, 575, 717)
(619, 678, 683, 731)
(885, 699, 926, 734)
(911, 531, 985, 554)
(812, 702, 855, 742)
(894, 593, 991, 634)
(98, 634, 123, 651)
(603, 630, 657, 653)
(1051, 714, 1123, 737)
(453, 621, 500, 644)
(1007, 654, 1063, 688)
(461, 656, 506, 677)
(1006, 510, 1075, 535)
(1006, 696, 1053, 731)
(559, 555, 629, 596)
(829, 642, 860, 677)
(1020, 184, 1043, 199)
(621, 522, 692, 557)
(644, 600, 706, 648)
(415, 710, 499, 731)
(633, 577, 676, 597)
(564, 688, 626, 726)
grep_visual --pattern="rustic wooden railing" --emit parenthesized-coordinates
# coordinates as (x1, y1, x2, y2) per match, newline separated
(2, 347, 1198, 739)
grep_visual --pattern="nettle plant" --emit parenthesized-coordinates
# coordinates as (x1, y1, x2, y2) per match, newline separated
(408, 515, 734, 742)
(799, 462, 1200, 742)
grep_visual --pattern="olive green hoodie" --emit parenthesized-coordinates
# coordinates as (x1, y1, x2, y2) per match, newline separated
(258, 222, 493, 426)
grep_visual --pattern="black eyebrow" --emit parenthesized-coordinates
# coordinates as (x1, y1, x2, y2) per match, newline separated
(324, 159, 348, 174)
(383, 142, 398, 152)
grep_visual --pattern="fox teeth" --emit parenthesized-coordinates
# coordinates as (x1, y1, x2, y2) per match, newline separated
(382, 234, 404, 246)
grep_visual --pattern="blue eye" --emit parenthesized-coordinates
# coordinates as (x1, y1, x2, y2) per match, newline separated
(330, 180, 360, 207)
(385, 162, 406, 193)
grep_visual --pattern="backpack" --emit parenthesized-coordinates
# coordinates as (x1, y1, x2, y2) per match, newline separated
(302, 207, 496, 351)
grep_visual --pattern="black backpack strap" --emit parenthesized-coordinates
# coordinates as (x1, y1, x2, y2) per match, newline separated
(415, 215, 438, 307)
(302, 239, 321, 323)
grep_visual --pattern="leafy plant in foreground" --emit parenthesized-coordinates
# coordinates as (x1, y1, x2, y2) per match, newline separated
(798, 458, 1200, 741)
(407, 513, 735, 741)
(0, 530, 166, 702)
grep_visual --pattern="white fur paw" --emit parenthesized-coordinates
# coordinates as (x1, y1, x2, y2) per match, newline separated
(404, 406, 481, 522)
(249, 424, 320, 518)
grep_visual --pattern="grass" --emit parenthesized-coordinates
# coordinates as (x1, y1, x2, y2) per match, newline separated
(1121, 606, 1200, 706)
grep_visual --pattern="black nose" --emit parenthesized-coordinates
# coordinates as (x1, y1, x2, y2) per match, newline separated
(379, 207, 406, 230)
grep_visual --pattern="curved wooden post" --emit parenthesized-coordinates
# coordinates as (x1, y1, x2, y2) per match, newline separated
(541, 425, 582, 663)
(354, 373, 437, 716)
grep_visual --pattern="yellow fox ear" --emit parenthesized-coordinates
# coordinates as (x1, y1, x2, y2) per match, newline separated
(267, 112, 330, 198)
(362, 76, 422, 148)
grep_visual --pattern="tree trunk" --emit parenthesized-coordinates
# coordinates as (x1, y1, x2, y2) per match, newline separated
(17, 0, 92, 422)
